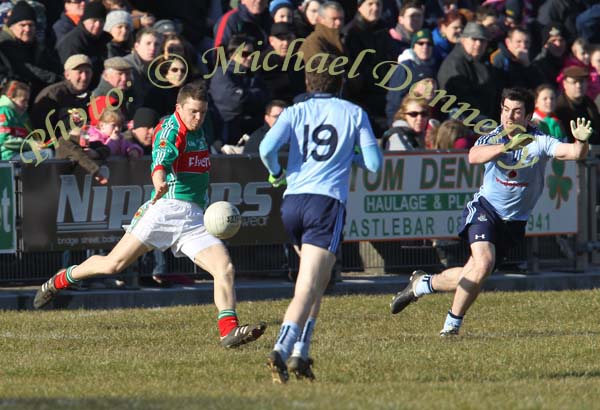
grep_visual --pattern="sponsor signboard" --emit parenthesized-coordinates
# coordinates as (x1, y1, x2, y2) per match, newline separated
(0, 163, 16, 253)
(344, 152, 578, 241)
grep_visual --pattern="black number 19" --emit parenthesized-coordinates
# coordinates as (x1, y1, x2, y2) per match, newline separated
(302, 124, 339, 162)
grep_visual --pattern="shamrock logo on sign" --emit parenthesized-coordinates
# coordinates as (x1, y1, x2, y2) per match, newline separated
(546, 159, 573, 209)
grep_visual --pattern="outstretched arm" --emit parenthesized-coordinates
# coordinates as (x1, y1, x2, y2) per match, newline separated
(554, 118, 591, 161)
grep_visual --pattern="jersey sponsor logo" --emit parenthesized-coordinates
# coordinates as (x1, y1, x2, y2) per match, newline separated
(495, 176, 529, 187)
(175, 150, 211, 173)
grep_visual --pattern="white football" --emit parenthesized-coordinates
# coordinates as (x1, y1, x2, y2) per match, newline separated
(204, 201, 242, 239)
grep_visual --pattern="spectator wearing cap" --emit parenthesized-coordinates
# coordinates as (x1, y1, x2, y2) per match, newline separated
(53, 0, 86, 41)
(537, 0, 589, 44)
(398, 29, 437, 70)
(105, 10, 133, 58)
(343, 0, 395, 135)
(270, 0, 294, 23)
(389, 0, 425, 57)
(299, 1, 345, 63)
(153, 19, 180, 36)
(213, 0, 271, 51)
(490, 27, 542, 90)
(532, 24, 567, 86)
(56, 2, 111, 88)
(475, 5, 502, 62)
(209, 34, 268, 147)
(31, 54, 93, 131)
(124, 28, 162, 107)
(261, 22, 305, 103)
(89, 56, 137, 125)
(0, 1, 61, 99)
(437, 22, 499, 119)
(124, 107, 159, 155)
(502, 0, 525, 31)
(555, 66, 600, 144)
(293, 0, 322, 38)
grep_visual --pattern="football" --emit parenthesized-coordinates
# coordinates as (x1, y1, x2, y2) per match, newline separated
(204, 201, 242, 239)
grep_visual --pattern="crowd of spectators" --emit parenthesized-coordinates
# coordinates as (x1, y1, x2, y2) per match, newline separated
(0, 0, 599, 165)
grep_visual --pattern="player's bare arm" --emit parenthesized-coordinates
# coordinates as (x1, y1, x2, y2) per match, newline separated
(151, 169, 168, 204)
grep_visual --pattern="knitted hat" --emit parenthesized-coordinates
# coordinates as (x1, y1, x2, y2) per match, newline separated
(7, 1, 36, 27)
(541, 24, 564, 46)
(104, 10, 132, 32)
(133, 107, 159, 129)
(269, 0, 293, 16)
(410, 29, 433, 48)
(81, 2, 106, 22)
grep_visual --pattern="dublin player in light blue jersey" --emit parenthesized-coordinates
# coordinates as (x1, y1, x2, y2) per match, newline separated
(259, 64, 383, 383)
(390, 87, 593, 336)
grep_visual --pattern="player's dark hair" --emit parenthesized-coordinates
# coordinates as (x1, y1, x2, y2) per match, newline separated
(265, 99, 288, 114)
(501, 87, 535, 116)
(305, 58, 342, 94)
(177, 80, 208, 105)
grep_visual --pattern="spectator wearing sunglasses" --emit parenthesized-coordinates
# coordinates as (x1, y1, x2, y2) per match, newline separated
(145, 55, 189, 117)
(382, 96, 432, 151)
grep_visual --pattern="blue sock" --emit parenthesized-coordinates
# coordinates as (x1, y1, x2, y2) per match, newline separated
(274, 321, 300, 362)
(292, 317, 316, 359)
(442, 310, 463, 331)
(414, 274, 434, 297)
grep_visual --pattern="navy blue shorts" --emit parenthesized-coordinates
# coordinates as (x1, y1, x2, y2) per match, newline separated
(458, 196, 526, 261)
(281, 194, 346, 254)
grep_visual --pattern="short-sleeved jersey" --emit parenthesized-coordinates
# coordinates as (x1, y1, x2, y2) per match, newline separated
(150, 111, 210, 209)
(263, 93, 378, 202)
(474, 125, 561, 221)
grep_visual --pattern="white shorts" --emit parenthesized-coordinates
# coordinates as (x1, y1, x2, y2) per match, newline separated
(127, 199, 222, 260)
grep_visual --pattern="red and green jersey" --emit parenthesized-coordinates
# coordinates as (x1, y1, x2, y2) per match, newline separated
(151, 111, 210, 209)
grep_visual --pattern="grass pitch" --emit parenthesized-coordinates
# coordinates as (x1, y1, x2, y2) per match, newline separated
(2, 290, 600, 410)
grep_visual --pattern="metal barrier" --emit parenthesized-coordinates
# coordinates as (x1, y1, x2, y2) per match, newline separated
(1, 148, 598, 284)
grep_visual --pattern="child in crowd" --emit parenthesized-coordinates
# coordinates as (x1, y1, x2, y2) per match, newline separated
(432, 119, 475, 149)
(532, 84, 566, 141)
(85, 109, 143, 158)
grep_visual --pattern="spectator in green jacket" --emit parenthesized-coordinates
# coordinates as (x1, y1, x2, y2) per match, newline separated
(0, 80, 51, 161)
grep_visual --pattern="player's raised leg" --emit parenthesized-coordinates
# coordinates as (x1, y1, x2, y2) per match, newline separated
(33, 233, 150, 309)
(390, 260, 474, 314)
(193, 243, 266, 348)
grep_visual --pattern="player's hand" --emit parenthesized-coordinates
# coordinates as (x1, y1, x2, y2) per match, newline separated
(151, 182, 168, 204)
(268, 169, 286, 188)
(570, 117, 593, 142)
(151, 169, 168, 204)
(502, 133, 534, 152)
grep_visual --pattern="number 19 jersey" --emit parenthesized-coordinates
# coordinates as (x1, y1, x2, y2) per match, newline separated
(263, 93, 378, 202)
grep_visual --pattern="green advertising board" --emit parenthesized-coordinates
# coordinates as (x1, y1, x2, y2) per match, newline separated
(0, 163, 16, 253)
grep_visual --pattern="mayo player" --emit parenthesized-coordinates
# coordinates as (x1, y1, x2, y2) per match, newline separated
(260, 64, 383, 383)
(34, 82, 266, 349)
(390, 87, 592, 336)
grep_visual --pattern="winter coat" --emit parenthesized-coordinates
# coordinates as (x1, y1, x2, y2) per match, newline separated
(213, 3, 271, 49)
(0, 95, 32, 160)
(31, 80, 91, 131)
(85, 125, 143, 158)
